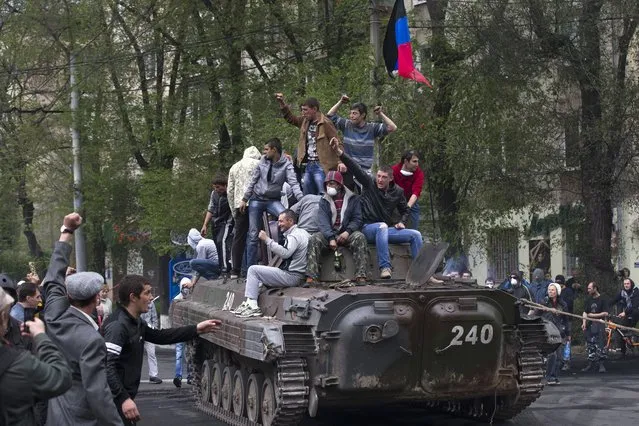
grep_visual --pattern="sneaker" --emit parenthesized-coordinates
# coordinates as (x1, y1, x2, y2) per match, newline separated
(173, 376, 182, 388)
(230, 274, 239, 279)
(546, 378, 557, 385)
(380, 268, 392, 279)
(149, 376, 163, 384)
(236, 306, 263, 318)
(231, 301, 250, 314)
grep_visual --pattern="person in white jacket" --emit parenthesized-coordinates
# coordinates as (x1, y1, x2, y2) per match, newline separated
(227, 146, 261, 278)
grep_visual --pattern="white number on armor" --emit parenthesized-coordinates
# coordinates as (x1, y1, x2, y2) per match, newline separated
(450, 325, 464, 346)
(448, 324, 494, 346)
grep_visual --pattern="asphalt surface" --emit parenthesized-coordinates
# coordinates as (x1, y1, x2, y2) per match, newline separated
(136, 346, 639, 425)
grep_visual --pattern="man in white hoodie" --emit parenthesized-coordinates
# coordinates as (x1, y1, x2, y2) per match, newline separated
(186, 229, 219, 288)
(227, 146, 261, 278)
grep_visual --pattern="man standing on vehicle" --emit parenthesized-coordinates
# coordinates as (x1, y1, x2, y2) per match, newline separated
(227, 146, 262, 278)
(329, 137, 422, 279)
(240, 138, 304, 268)
(581, 282, 608, 373)
(276, 93, 341, 195)
(392, 150, 425, 230)
(327, 95, 397, 177)
(200, 174, 233, 273)
(103, 275, 222, 425)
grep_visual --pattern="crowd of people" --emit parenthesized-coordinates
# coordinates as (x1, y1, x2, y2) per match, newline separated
(185, 93, 426, 317)
(488, 267, 639, 385)
(1, 213, 221, 425)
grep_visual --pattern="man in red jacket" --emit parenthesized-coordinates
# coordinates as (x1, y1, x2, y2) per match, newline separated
(391, 150, 424, 230)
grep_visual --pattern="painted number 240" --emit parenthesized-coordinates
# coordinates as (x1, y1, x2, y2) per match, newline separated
(449, 324, 494, 346)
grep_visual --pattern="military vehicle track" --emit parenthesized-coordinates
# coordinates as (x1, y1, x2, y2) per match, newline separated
(191, 345, 309, 426)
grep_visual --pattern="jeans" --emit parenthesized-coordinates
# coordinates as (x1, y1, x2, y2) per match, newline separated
(302, 161, 325, 195)
(361, 222, 423, 269)
(546, 344, 562, 380)
(408, 203, 420, 230)
(175, 342, 185, 378)
(189, 259, 221, 280)
(246, 199, 286, 267)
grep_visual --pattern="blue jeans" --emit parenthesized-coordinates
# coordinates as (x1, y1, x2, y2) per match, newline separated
(361, 222, 423, 269)
(303, 161, 325, 195)
(175, 342, 185, 377)
(408, 203, 420, 230)
(247, 199, 286, 267)
(189, 259, 221, 280)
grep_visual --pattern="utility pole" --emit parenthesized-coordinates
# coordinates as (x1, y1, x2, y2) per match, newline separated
(70, 54, 87, 271)
(369, 0, 384, 171)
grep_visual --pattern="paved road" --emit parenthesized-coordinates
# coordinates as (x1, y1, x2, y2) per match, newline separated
(136, 347, 639, 425)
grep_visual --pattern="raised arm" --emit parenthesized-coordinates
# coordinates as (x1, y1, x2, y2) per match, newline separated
(327, 94, 349, 117)
(329, 137, 372, 188)
(374, 105, 397, 132)
(43, 213, 82, 322)
(276, 92, 304, 128)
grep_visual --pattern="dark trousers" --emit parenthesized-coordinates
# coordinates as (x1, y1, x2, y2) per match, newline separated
(231, 209, 249, 275)
(213, 219, 233, 272)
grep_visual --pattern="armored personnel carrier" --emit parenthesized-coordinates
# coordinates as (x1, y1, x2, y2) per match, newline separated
(170, 242, 561, 425)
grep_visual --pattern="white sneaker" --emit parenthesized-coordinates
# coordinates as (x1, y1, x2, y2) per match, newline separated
(231, 301, 250, 314)
(380, 268, 392, 279)
(237, 306, 263, 318)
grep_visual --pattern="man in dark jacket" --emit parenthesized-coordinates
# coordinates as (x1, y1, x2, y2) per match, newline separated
(239, 138, 304, 268)
(103, 275, 221, 425)
(200, 174, 233, 272)
(612, 278, 639, 327)
(306, 171, 368, 283)
(0, 288, 72, 426)
(329, 137, 422, 279)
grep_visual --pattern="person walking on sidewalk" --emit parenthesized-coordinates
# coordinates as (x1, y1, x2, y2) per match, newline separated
(140, 300, 162, 384)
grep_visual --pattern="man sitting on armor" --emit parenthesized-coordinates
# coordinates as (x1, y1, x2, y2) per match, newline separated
(232, 210, 310, 318)
(306, 171, 368, 284)
(329, 137, 422, 279)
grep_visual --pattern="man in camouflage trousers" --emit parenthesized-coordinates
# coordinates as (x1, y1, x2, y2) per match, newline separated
(306, 171, 368, 284)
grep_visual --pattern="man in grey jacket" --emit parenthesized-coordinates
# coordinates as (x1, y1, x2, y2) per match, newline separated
(239, 138, 304, 268)
(232, 210, 309, 318)
(42, 212, 123, 426)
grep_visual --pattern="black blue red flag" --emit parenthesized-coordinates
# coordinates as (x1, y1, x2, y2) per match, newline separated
(382, 0, 432, 87)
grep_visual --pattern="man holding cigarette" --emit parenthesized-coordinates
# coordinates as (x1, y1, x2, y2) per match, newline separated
(103, 275, 222, 424)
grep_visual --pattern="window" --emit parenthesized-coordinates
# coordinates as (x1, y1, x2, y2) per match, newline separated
(487, 228, 519, 282)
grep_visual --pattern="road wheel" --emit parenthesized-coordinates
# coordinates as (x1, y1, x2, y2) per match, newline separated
(211, 363, 223, 407)
(200, 361, 212, 403)
(261, 378, 277, 426)
(231, 369, 248, 417)
(221, 366, 236, 411)
(246, 373, 264, 423)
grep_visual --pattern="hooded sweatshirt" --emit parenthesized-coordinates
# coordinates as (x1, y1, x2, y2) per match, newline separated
(187, 229, 218, 263)
(242, 155, 304, 202)
(227, 146, 261, 213)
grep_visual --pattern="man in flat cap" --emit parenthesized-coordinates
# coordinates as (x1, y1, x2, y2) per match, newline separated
(42, 213, 123, 426)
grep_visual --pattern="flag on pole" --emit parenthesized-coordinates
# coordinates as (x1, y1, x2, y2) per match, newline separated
(382, 0, 432, 87)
